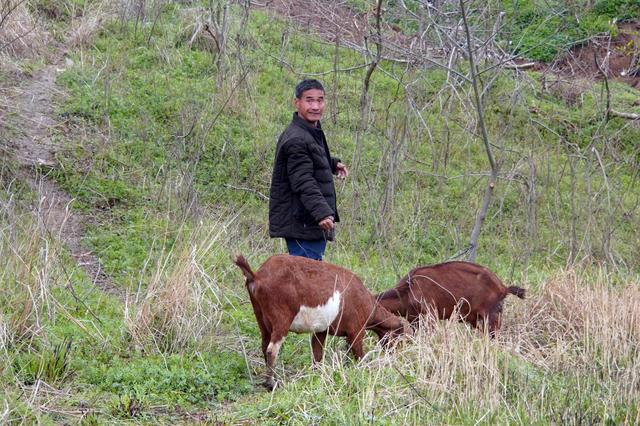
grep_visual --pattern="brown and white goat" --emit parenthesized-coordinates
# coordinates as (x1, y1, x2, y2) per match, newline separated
(376, 261, 525, 337)
(234, 254, 407, 390)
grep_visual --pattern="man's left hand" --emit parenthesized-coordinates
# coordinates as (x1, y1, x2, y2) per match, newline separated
(336, 162, 349, 180)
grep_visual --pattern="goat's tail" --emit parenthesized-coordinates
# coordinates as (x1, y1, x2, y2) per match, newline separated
(507, 286, 526, 299)
(234, 255, 255, 284)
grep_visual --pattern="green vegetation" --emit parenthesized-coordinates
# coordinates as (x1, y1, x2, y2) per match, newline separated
(1, 0, 639, 423)
(353, 0, 639, 61)
(501, 0, 639, 60)
(33, 0, 95, 20)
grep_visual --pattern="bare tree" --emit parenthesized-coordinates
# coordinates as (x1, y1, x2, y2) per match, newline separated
(207, 0, 231, 91)
(455, 0, 498, 262)
(352, 0, 384, 178)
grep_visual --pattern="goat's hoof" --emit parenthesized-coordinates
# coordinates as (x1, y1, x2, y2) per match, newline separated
(263, 378, 277, 391)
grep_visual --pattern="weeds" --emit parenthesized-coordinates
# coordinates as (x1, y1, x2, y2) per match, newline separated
(125, 218, 232, 354)
(0, 187, 59, 348)
(13, 337, 73, 385)
(109, 391, 146, 419)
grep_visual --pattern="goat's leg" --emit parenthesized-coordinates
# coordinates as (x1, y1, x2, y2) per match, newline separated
(345, 331, 365, 360)
(264, 329, 288, 391)
(260, 329, 271, 367)
(311, 331, 327, 364)
(487, 309, 502, 339)
(250, 297, 271, 364)
(470, 312, 495, 338)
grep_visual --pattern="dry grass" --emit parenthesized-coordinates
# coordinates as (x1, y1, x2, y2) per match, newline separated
(0, 1, 50, 60)
(508, 269, 640, 398)
(125, 220, 233, 354)
(0, 199, 56, 348)
(258, 268, 640, 423)
(1, 0, 112, 70)
(66, 1, 113, 48)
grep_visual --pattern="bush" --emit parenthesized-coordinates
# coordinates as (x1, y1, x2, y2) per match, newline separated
(593, 0, 640, 20)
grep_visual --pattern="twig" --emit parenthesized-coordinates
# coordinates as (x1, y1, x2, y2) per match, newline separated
(222, 184, 268, 201)
(0, 18, 40, 52)
(503, 62, 535, 69)
(0, 0, 28, 30)
(609, 110, 639, 120)
(594, 50, 610, 123)
(391, 363, 439, 412)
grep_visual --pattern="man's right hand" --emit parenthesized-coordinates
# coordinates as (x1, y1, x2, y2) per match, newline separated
(319, 216, 335, 231)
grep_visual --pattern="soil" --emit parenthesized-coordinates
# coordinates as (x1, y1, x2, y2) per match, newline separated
(541, 22, 640, 89)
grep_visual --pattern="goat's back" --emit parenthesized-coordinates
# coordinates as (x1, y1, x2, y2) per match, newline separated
(411, 261, 507, 300)
(383, 261, 511, 318)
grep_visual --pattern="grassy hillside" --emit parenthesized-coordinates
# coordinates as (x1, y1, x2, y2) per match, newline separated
(1, 0, 639, 423)
(50, 2, 639, 278)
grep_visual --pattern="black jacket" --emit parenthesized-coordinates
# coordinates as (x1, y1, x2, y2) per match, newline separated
(269, 113, 340, 241)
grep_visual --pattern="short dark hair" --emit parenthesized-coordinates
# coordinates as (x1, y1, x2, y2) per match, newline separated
(295, 79, 324, 99)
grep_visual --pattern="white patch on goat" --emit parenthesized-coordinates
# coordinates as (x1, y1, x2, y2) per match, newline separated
(289, 291, 341, 333)
(267, 338, 284, 359)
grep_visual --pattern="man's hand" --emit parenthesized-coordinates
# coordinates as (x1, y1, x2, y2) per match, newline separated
(319, 216, 335, 231)
(336, 162, 349, 180)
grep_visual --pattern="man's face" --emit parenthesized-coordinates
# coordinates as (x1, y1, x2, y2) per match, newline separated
(294, 88, 325, 125)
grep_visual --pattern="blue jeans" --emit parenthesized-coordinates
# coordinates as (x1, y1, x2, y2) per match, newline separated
(285, 238, 327, 261)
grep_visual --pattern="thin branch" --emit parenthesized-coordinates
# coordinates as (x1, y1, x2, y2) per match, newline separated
(0, 17, 40, 52)
(594, 50, 611, 123)
(222, 184, 268, 201)
(609, 110, 640, 120)
(503, 62, 535, 69)
(352, 0, 384, 177)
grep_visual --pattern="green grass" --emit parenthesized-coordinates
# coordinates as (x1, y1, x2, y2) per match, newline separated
(80, 352, 252, 406)
(500, 0, 638, 61)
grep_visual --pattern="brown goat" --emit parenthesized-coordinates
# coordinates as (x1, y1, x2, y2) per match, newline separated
(376, 261, 525, 337)
(234, 254, 407, 390)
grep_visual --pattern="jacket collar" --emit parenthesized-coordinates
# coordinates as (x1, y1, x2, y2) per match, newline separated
(292, 112, 323, 133)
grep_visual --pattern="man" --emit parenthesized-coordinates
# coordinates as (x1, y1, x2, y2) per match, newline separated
(269, 79, 348, 260)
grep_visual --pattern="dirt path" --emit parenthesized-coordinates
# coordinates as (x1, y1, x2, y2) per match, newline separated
(4, 49, 122, 298)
